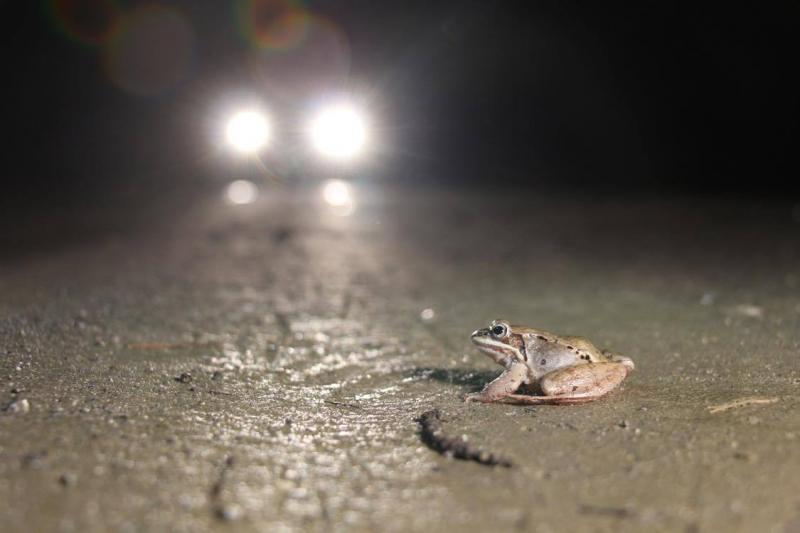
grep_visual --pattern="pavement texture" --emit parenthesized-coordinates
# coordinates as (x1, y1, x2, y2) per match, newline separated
(1, 185, 800, 532)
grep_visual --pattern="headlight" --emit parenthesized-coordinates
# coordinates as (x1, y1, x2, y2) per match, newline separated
(225, 110, 270, 153)
(309, 105, 367, 160)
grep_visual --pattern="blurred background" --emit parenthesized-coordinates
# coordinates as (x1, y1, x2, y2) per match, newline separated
(2, 0, 798, 227)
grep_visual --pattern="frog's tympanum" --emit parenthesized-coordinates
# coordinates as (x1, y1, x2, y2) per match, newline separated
(466, 319, 634, 404)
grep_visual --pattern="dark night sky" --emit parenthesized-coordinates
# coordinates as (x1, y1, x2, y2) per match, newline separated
(1, 0, 798, 211)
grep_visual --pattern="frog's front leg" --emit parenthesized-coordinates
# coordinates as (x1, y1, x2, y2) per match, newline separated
(500, 362, 629, 405)
(464, 362, 528, 403)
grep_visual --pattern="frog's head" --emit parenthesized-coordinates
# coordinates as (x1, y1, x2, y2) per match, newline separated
(471, 319, 526, 367)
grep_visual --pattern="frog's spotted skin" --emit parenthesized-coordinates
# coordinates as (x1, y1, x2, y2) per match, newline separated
(466, 319, 634, 405)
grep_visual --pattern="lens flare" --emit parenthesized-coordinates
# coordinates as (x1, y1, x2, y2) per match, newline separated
(248, 14, 351, 102)
(106, 5, 194, 96)
(226, 110, 270, 153)
(235, 0, 310, 50)
(322, 179, 351, 206)
(49, 0, 121, 45)
(322, 179, 355, 216)
(310, 105, 366, 160)
(226, 180, 259, 205)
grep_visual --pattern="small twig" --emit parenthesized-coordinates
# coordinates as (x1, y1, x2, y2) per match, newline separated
(273, 313, 291, 340)
(579, 504, 633, 519)
(340, 291, 353, 319)
(324, 399, 362, 409)
(207, 390, 234, 397)
(417, 409, 512, 468)
(209, 454, 235, 521)
(127, 341, 219, 351)
(208, 456, 242, 521)
(708, 396, 779, 414)
(210, 456, 234, 499)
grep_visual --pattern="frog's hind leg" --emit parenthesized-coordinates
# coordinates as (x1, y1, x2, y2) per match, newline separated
(501, 362, 630, 405)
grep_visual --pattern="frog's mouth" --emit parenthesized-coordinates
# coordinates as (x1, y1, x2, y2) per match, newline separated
(470, 328, 524, 366)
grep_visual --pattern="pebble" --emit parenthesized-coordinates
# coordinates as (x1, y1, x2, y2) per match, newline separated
(7, 399, 30, 413)
(59, 473, 77, 487)
(215, 504, 242, 521)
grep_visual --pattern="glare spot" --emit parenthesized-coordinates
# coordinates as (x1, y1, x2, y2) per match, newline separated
(310, 105, 366, 160)
(322, 179, 355, 216)
(237, 0, 310, 50)
(50, 0, 121, 45)
(699, 293, 715, 306)
(106, 5, 194, 96)
(420, 308, 435, 322)
(226, 110, 270, 153)
(322, 179, 351, 206)
(226, 180, 259, 205)
(734, 304, 764, 318)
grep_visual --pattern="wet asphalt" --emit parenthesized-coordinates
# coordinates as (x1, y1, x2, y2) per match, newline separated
(1, 184, 799, 532)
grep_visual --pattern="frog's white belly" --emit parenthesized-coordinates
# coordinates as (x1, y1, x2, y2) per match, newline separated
(524, 339, 590, 379)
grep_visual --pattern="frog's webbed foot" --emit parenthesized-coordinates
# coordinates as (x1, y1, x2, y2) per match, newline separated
(464, 392, 488, 403)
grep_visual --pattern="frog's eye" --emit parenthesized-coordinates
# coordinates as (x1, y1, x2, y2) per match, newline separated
(491, 324, 508, 338)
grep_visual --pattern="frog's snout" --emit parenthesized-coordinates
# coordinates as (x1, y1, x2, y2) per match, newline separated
(470, 328, 490, 341)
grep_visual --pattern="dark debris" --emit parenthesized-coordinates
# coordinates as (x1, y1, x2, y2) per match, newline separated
(417, 409, 513, 468)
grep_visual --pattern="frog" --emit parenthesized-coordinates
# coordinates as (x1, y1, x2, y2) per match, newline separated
(465, 319, 634, 404)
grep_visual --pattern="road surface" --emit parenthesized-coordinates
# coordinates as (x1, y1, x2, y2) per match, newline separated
(2, 184, 799, 532)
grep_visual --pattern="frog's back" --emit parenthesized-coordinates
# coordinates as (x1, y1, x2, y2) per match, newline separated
(512, 326, 605, 360)
(557, 335, 605, 359)
(514, 326, 610, 379)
